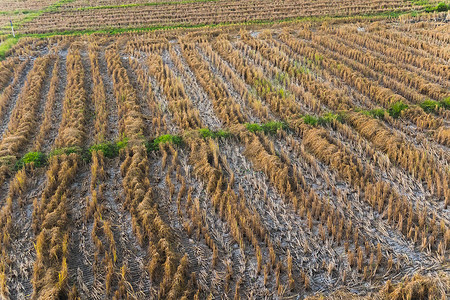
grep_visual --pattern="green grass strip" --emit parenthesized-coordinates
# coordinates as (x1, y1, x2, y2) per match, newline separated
(89, 137, 129, 158)
(302, 113, 343, 126)
(0, 37, 19, 60)
(197, 128, 231, 139)
(246, 121, 288, 134)
(0, 10, 34, 16)
(7, 93, 449, 170)
(354, 96, 449, 121)
(5, 123, 287, 170)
